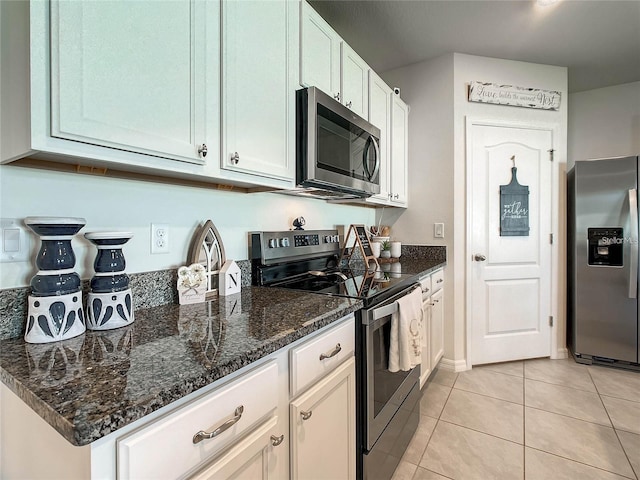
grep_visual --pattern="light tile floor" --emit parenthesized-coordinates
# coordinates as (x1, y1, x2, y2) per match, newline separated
(392, 358, 640, 480)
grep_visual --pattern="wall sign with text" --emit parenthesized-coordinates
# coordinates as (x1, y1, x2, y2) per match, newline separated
(500, 166, 530, 237)
(469, 81, 561, 111)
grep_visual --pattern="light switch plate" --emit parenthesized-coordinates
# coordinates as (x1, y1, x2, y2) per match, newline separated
(434, 223, 445, 239)
(0, 218, 30, 262)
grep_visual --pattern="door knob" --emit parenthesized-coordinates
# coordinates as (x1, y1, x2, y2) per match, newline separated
(474, 254, 486, 262)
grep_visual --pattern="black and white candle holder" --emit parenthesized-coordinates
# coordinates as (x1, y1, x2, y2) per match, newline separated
(84, 232, 134, 330)
(24, 217, 87, 344)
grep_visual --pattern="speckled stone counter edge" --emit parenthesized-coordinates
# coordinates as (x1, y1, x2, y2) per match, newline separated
(0, 260, 253, 341)
(1, 293, 363, 446)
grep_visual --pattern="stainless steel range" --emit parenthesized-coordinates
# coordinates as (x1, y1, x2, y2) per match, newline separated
(250, 229, 421, 480)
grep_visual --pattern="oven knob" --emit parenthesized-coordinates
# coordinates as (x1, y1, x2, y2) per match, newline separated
(282, 238, 290, 247)
(333, 235, 340, 243)
(268, 239, 276, 248)
(324, 235, 331, 243)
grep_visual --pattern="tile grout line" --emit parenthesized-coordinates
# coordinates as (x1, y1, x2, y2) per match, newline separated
(588, 367, 640, 480)
(436, 418, 523, 447)
(524, 404, 614, 429)
(414, 377, 457, 473)
(525, 445, 638, 480)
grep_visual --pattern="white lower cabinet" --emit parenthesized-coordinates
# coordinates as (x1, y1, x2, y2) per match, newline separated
(190, 416, 282, 480)
(420, 268, 445, 387)
(0, 315, 355, 480)
(290, 357, 356, 480)
(117, 361, 279, 480)
(430, 288, 444, 368)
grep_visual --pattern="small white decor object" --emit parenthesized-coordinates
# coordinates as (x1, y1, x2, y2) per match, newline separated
(390, 241, 402, 258)
(177, 263, 208, 305)
(468, 81, 561, 111)
(220, 260, 241, 297)
(187, 220, 226, 298)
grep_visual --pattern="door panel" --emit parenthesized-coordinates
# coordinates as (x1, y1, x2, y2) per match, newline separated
(469, 123, 553, 365)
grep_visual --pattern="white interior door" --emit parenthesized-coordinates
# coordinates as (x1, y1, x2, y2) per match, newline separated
(468, 122, 553, 365)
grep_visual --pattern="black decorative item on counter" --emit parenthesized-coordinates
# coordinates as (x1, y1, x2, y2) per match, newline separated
(23, 217, 87, 344)
(85, 232, 134, 330)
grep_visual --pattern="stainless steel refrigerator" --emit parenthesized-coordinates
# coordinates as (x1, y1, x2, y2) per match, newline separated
(568, 156, 639, 367)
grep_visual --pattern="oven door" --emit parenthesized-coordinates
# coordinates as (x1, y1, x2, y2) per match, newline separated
(363, 288, 420, 450)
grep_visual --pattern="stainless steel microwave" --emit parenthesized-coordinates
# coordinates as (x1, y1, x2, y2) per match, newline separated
(295, 87, 381, 199)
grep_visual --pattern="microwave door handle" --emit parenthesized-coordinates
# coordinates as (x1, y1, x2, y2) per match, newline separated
(629, 188, 638, 299)
(369, 136, 380, 181)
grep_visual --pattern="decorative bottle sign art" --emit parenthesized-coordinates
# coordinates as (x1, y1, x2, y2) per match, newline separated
(500, 156, 530, 237)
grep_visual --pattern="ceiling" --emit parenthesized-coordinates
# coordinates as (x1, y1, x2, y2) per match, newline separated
(308, 0, 640, 93)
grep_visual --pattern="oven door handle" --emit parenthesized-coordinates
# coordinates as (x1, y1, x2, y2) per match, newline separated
(371, 301, 399, 321)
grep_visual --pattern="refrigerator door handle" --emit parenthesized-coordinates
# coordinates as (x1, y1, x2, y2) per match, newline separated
(629, 188, 638, 299)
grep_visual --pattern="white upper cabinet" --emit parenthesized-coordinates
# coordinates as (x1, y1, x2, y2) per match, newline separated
(367, 71, 392, 203)
(49, 0, 217, 166)
(299, 1, 341, 101)
(341, 43, 369, 119)
(390, 94, 409, 206)
(220, 0, 296, 184)
(300, 2, 369, 117)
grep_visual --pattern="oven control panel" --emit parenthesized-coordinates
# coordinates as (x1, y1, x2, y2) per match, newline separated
(250, 230, 341, 264)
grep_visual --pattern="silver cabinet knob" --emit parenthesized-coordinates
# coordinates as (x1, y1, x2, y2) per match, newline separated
(198, 144, 208, 158)
(270, 434, 284, 447)
(230, 152, 240, 165)
(334, 93, 340, 101)
(300, 410, 312, 421)
(474, 254, 486, 262)
(394, 194, 400, 199)
(346, 101, 352, 108)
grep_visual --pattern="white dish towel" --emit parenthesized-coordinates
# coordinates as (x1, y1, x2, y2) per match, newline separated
(389, 287, 423, 372)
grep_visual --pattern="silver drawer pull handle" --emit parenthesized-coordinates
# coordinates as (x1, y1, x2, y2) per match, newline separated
(193, 405, 244, 444)
(270, 434, 285, 447)
(300, 410, 312, 421)
(437, 278, 444, 283)
(230, 152, 240, 165)
(319, 343, 341, 361)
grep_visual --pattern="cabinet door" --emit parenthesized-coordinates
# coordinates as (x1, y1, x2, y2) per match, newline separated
(368, 71, 391, 203)
(190, 417, 284, 480)
(299, 1, 341, 100)
(430, 288, 444, 368)
(341, 43, 369, 118)
(50, 0, 215, 164)
(290, 357, 356, 480)
(390, 95, 409, 206)
(420, 299, 432, 387)
(221, 0, 295, 181)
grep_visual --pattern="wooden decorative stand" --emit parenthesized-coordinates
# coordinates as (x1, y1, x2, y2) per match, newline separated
(339, 224, 379, 269)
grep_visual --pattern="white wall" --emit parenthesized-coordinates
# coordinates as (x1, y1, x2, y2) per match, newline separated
(382, 53, 455, 356)
(383, 53, 568, 369)
(568, 81, 640, 166)
(0, 164, 374, 288)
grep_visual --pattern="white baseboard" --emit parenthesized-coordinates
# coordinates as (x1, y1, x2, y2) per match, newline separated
(552, 347, 569, 359)
(438, 357, 468, 372)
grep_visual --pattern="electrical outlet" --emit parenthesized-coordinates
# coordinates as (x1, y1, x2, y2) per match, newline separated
(434, 223, 445, 239)
(151, 223, 170, 254)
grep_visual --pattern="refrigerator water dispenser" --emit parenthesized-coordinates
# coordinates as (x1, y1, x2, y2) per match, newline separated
(588, 228, 624, 266)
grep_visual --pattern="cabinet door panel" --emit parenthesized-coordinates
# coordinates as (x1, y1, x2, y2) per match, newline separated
(368, 71, 391, 202)
(300, 1, 340, 98)
(290, 357, 356, 480)
(341, 43, 369, 118)
(420, 299, 432, 386)
(190, 417, 281, 480)
(51, 0, 209, 164)
(430, 288, 444, 367)
(390, 96, 408, 205)
(222, 0, 294, 181)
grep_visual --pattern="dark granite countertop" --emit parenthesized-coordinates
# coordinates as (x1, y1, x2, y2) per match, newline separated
(0, 286, 362, 446)
(378, 257, 446, 277)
